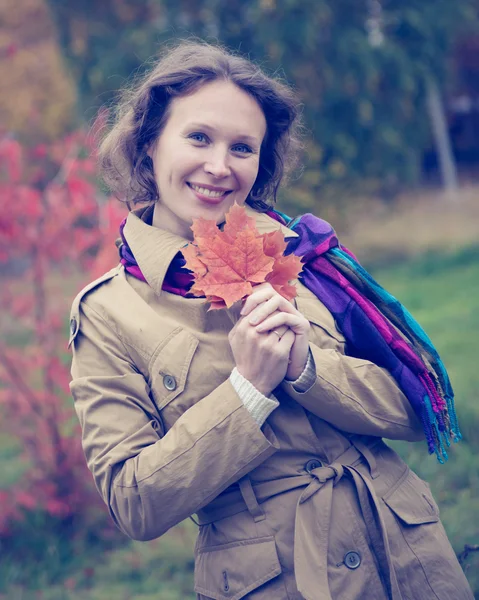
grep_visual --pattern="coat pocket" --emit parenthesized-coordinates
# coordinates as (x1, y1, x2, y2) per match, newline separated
(149, 327, 199, 411)
(381, 468, 472, 599)
(194, 536, 284, 600)
(382, 467, 439, 526)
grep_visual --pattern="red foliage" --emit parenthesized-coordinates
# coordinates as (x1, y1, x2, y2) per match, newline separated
(0, 128, 127, 538)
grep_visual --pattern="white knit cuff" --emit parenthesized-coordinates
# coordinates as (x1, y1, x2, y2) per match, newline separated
(230, 368, 280, 426)
(285, 349, 316, 393)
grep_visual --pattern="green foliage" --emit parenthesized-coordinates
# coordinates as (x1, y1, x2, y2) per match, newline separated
(0, 510, 124, 593)
(369, 245, 479, 590)
(47, 0, 477, 196)
(0, 0, 76, 141)
(1, 521, 196, 599)
(46, 0, 163, 121)
(0, 432, 26, 488)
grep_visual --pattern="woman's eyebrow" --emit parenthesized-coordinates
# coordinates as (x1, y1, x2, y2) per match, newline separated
(185, 122, 260, 145)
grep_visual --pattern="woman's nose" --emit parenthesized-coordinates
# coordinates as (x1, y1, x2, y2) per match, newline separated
(204, 149, 231, 178)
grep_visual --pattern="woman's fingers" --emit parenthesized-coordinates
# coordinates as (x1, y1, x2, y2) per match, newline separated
(229, 312, 296, 396)
(227, 318, 241, 341)
(277, 328, 295, 348)
(247, 294, 282, 325)
(237, 283, 309, 347)
(255, 312, 309, 335)
(240, 283, 280, 317)
(246, 291, 300, 326)
(269, 323, 290, 338)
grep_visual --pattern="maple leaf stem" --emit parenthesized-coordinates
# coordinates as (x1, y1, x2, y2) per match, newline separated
(224, 301, 243, 326)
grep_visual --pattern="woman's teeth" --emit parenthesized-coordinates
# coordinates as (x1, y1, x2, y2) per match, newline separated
(190, 184, 227, 198)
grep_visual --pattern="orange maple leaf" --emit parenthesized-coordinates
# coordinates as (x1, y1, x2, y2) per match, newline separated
(221, 203, 258, 243)
(190, 217, 219, 241)
(181, 243, 207, 278)
(183, 204, 302, 309)
(265, 254, 303, 301)
(262, 230, 286, 259)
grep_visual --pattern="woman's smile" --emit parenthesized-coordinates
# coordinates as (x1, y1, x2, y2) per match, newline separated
(187, 181, 233, 203)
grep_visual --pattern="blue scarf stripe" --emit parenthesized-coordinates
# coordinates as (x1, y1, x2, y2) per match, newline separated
(330, 248, 454, 398)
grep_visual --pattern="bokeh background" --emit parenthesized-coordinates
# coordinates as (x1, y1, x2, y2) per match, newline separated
(1, 1, 479, 598)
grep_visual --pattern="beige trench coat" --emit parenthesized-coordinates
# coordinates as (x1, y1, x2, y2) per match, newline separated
(69, 204, 473, 600)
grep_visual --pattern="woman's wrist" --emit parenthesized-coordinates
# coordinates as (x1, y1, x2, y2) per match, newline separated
(285, 338, 311, 381)
(285, 349, 316, 392)
(229, 368, 279, 426)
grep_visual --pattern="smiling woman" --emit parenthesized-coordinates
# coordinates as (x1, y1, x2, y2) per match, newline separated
(148, 80, 266, 239)
(69, 40, 474, 600)
(98, 41, 302, 216)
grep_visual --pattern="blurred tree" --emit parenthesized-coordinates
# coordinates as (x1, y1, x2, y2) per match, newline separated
(46, 0, 166, 121)
(46, 0, 477, 199)
(0, 0, 76, 141)
(0, 130, 128, 588)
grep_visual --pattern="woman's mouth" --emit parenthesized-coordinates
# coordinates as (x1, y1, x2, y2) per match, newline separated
(187, 182, 232, 203)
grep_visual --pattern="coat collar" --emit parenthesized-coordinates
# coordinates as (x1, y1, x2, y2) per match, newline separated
(123, 203, 298, 296)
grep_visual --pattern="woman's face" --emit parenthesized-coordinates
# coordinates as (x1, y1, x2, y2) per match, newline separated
(149, 80, 267, 239)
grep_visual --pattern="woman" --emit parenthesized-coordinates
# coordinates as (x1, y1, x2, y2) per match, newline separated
(69, 41, 473, 599)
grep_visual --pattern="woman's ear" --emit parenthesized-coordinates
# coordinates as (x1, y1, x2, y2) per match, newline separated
(145, 138, 158, 160)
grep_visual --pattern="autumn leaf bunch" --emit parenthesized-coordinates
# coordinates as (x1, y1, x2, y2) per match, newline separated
(182, 204, 303, 309)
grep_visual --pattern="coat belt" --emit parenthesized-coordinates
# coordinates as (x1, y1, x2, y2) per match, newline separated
(195, 437, 403, 600)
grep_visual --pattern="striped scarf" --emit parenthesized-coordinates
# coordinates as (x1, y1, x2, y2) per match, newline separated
(119, 209, 460, 463)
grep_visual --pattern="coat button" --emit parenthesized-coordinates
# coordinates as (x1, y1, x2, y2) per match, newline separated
(344, 551, 361, 569)
(305, 459, 322, 474)
(70, 317, 78, 337)
(163, 375, 177, 391)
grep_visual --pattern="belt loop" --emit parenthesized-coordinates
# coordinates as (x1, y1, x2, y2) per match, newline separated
(351, 435, 379, 479)
(238, 476, 266, 522)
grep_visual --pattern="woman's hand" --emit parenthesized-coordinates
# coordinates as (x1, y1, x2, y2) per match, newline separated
(228, 286, 298, 396)
(234, 283, 311, 385)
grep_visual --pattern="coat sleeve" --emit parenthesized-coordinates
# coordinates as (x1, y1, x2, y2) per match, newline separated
(70, 300, 279, 542)
(280, 316, 425, 442)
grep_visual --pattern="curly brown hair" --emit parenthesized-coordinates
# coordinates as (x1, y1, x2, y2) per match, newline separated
(98, 40, 303, 211)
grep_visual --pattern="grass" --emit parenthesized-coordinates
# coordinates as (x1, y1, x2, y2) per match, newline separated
(368, 244, 479, 589)
(335, 183, 479, 266)
(0, 521, 197, 599)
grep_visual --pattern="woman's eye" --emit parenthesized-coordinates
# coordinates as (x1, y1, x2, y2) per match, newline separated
(232, 144, 253, 154)
(189, 133, 208, 143)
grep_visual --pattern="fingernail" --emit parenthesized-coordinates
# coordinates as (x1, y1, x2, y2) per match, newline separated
(249, 316, 259, 325)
